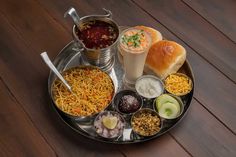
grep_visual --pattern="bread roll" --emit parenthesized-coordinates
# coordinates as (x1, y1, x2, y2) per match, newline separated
(145, 40, 186, 79)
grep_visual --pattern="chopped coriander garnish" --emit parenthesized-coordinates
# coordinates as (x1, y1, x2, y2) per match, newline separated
(122, 30, 144, 48)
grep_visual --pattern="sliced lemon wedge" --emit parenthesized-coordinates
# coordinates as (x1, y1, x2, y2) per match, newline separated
(102, 116, 118, 129)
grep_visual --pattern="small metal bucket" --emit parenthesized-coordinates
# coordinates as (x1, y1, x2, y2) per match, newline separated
(67, 8, 120, 69)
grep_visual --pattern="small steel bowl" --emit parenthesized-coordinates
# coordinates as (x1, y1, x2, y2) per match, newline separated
(135, 75, 164, 99)
(112, 90, 143, 116)
(50, 65, 115, 122)
(164, 73, 193, 97)
(153, 94, 184, 120)
(94, 111, 125, 139)
(131, 108, 162, 137)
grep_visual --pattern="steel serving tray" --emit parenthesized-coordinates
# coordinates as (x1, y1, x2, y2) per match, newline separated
(48, 40, 194, 144)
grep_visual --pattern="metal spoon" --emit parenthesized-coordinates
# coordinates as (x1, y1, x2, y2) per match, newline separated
(40, 52, 72, 92)
(64, 7, 81, 30)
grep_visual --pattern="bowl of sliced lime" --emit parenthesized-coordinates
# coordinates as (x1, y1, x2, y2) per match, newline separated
(153, 94, 184, 120)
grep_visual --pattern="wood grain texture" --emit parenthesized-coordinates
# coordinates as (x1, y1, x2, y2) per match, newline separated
(133, 0, 236, 83)
(0, 0, 190, 156)
(186, 45, 236, 133)
(0, 0, 235, 156)
(120, 134, 191, 157)
(170, 99, 236, 157)
(183, 0, 236, 43)
(0, 0, 71, 56)
(0, 79, 56, 157)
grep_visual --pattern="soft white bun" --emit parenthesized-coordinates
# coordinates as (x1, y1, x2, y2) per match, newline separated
(144, 40, 186, 79)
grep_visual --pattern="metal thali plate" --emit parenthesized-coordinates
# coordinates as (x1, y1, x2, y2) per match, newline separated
(48, 41, 194, 144)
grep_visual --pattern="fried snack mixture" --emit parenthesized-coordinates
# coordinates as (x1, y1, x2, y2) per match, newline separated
(165, 73, 192, 96)
(132, 111, 161, 136)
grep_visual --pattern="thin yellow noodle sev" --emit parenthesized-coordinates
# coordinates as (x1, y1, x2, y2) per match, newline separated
(164, 73, 192, 96)
(52, 66, 114, 116)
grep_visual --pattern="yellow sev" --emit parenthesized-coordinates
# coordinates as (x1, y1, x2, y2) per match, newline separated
(52, 67, 114, 116)
(164, 73, 192, 96)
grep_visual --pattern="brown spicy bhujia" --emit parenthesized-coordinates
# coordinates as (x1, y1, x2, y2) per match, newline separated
(52, 67, 114, 116)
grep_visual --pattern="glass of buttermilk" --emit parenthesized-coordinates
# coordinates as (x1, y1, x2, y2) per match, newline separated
(118, 28, 152, 89)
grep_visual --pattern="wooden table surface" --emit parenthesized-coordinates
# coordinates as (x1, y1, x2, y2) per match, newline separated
(0, 0, 236, 156)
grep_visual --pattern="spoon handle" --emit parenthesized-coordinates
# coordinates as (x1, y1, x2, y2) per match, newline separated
(64, 7, 80, 27)
(40, 52, 72, 92)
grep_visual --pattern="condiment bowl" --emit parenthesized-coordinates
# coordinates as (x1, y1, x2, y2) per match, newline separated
(135, 75, 164, 99)
(131, 108, 162, 137)
(94, 111, 125, 139)
(153, 94, 184, 120)
(112, 90, 143, 116)
(164, 73, 193, 97)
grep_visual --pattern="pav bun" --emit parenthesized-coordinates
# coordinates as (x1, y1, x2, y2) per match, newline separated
(145, 40, 186, 79)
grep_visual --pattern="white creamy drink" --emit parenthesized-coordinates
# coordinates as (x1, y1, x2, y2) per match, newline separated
(119, 28, 152, 87)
